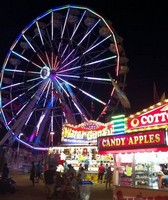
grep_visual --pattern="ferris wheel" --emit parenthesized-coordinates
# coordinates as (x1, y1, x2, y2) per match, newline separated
(0, 4, 129, 149)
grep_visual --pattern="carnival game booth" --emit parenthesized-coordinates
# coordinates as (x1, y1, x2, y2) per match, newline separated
(48, 120, 116, 182)
(98, 99, 168, 199)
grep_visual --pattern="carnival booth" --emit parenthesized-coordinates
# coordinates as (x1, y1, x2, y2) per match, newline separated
(48, 120, 116, 182)
(98, 99, 168, 199)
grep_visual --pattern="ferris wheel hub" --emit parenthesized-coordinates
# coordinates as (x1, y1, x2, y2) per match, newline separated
(50, 70, 57, 76)
(40, 66, 50, 79)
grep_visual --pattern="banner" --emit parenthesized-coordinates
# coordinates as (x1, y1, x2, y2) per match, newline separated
(62, 120, 114, 145)
(127, 102, 168, 130)
(98, 129, 166, 151)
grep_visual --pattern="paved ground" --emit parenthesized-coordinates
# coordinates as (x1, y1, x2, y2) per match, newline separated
(1, 169, 112, 200)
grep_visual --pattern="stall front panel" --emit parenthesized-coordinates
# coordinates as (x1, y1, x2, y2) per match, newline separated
(98, 129, 168, 188)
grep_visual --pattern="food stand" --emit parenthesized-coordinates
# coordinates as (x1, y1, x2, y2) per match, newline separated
(98, 99, 168, 199)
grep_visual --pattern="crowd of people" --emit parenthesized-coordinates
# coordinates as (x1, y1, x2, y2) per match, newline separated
(2, 147, 168, 199)
(98, 161, 113, 190)
(0, 154, 114, 199)
(29, 161, 43, 186)
(28, 160, 113, 199)
(28, 161, 87, 199)
(43, 163, 85, 199)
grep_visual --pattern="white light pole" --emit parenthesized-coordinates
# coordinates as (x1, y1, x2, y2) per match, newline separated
(16, 133, 23, 168)
(17, 133, 23, 155)
(50, 131, 55, 147)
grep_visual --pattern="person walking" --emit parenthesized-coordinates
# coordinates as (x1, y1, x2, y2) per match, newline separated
(157, 171, 168, 189)
(66, 164, 76, 178)
(78, 167, 86, 180)
(105, 166, 113, 190)
(29, 161, 36, 186)
(84, 159, 90, 171)
(104, 163, 109, 183)
(1, 162, 9, 180)
(36, 160, 43, 182)
(44, 164, 56, 199)
(98, 162, 105, 184)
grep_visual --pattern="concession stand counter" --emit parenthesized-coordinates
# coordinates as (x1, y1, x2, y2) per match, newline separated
(98, 99, 168, 199)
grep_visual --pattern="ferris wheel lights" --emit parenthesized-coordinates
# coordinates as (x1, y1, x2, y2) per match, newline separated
(18, 133, 24, 139)
(22, 35, 36, 52)
(78, 20, 100, 46)
(0, 4, 128, 148)
(85, 55, 116, 66)
(11, 50, 29, 63)
(83, 35, 111, 55)
(84, 76, 110, 82)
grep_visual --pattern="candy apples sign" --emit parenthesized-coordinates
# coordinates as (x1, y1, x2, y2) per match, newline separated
(98, 129, 166, 151)
(127, 103, 168, 130)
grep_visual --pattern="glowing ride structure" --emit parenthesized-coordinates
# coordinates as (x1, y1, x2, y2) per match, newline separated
(0, 5, 129, 150)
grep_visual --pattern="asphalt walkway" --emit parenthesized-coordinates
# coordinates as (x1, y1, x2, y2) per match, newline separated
(1, 169, 112, 200)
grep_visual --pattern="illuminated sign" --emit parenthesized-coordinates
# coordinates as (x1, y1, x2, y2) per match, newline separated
(62, 120, 114, 145)
(98, 129, 167, 151)
(127, 103, 168, 130)
(111, 114, 125, 134)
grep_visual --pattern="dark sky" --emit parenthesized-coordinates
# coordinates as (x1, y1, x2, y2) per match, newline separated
(0, 0, 168, 114)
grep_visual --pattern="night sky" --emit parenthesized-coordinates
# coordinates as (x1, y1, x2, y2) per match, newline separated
(0, 0, 168, 114)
